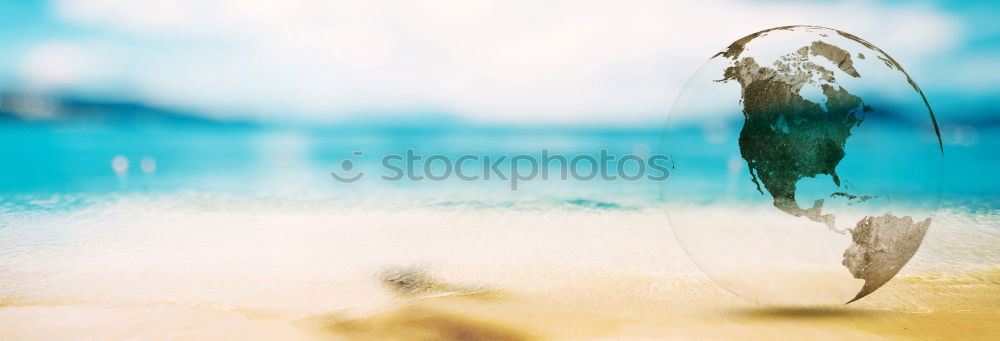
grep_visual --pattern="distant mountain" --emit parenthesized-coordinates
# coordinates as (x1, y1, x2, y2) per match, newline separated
(0, 93, 255, 129)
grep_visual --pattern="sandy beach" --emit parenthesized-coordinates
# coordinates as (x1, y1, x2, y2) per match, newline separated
(2, 269, 997, 340)
(1, 197, 997, 340)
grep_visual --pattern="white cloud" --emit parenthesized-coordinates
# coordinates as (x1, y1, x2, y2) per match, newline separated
(940, 56, 1000, 92)
(20, 41, 98, 90)
(46, 0, 962, 124)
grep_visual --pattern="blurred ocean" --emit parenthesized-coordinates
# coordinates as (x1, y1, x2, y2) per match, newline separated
(0, 105, 996, 211)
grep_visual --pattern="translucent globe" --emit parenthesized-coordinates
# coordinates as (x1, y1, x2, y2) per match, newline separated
(660, 26, 942, 306)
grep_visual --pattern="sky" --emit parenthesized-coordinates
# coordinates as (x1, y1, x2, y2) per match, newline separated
(0, 0, 996, 126)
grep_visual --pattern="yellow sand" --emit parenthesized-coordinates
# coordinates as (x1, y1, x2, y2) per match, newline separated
(2, 269, 997, 340)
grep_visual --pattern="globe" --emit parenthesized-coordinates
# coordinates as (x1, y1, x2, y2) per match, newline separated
(660, 26, 943, 306)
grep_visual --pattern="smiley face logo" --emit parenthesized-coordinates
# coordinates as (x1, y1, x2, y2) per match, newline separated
(331, 151, 364, 183)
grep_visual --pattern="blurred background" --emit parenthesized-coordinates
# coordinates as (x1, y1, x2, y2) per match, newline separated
(0, 0, 996, 206)
(0, 2, 997, 339)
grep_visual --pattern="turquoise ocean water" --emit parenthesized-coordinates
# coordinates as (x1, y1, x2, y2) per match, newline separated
(0, 118, 996, 212)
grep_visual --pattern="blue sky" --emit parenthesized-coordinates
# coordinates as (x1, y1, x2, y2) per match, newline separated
(0, 0, 996, 125)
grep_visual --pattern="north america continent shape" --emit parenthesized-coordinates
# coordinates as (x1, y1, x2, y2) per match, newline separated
(713, 26, 936, 303)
